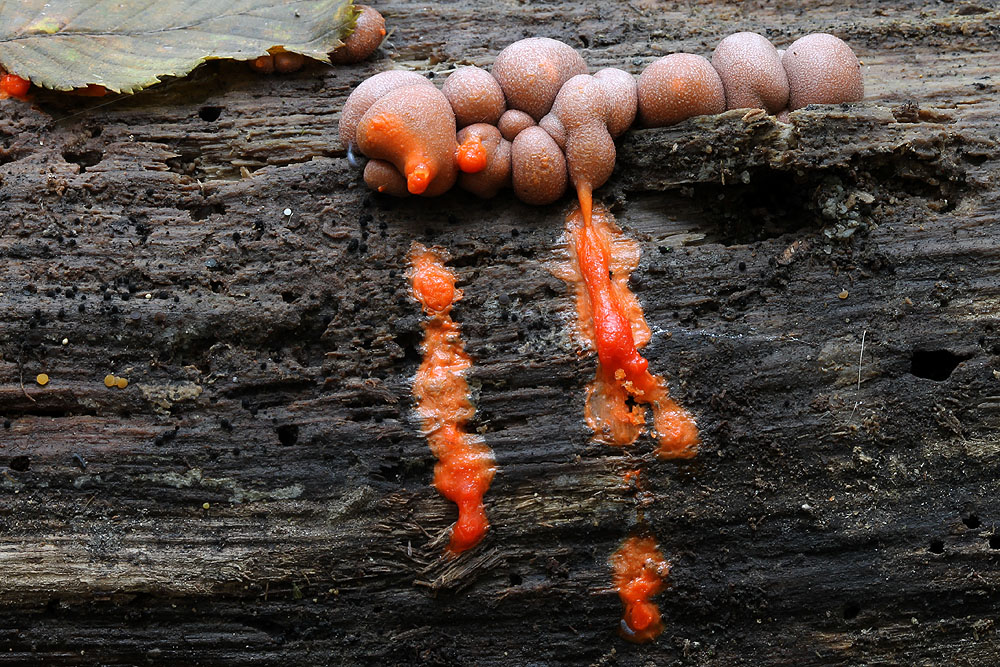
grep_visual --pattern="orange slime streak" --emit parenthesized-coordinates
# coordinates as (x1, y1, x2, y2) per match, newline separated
(611, 536, 670, 643)
(456, 135, 488, 173)
(561, 205, 699, 458)
(410, 243, 496, 554)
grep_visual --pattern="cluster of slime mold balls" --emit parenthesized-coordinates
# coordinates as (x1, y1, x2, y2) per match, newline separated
(340, 31, 864, 207)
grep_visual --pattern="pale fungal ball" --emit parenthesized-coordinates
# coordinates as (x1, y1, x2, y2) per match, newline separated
(593, 68, 638, 138)
(712, 32, 789, 114)
(782, 33, 864, 111)
(491, 37, 588, 121)
(330, 5, 386, 64)
(498, 109, 536, 142)
(339, 71, 434, 149)
(511, 126, 568, 205)
(442, 66, 507, 127)
(637, 53, 725, 127)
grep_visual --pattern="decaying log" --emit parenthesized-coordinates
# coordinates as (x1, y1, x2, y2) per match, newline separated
(1, 1, 999, 664)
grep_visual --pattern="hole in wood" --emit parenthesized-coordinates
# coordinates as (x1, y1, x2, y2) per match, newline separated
(929, 539, 945, 554)
(198, 106, 222, 122)
(9, 455, 29, 472)
(276, 424, 299, 446)
(963, 514, 981, 529)
(989, 535, 1000, 550)
(910, 349, 971, 381)
(843, 602, 860, 620)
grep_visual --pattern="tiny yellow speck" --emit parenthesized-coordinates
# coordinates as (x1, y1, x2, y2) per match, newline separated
(36, 373, 49, 386)
(202, 502, 210, 510)
(116, 377, 129, 389)
(104, 374, 116, 387)
(838, 290, 849, 299)
(61, 338, 69, 345)
(145, 293, 152, 299)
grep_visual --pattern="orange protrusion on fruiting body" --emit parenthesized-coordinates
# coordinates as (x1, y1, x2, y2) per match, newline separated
(611, 536, 671, 643)
(456, 133, 488, 173)
(356, 84, 459, 196)
(0, 73, 30, 100)
(410, 244, 496, 555)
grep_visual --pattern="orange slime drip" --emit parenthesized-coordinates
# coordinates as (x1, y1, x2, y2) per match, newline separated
(562, 205, 699, 458)
(410, 243, 496, 554)
(611, 536, 670, 643)
(456, 135, 488, 173)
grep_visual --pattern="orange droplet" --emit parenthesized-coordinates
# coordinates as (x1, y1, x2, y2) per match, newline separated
(104, 374, 116, 388)
(116, 377, 129, 389)
(407, 163, 432, 194)
(0, 73, 30, 100)
(456, 134, 487, 173)
(35, 373, 49, 386)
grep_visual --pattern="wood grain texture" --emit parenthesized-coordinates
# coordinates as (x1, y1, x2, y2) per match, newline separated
(1, 1, 998, 664)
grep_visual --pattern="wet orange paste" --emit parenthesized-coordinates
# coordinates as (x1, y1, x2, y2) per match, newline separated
(456, 134, 487, 173)
(611, 536, 671, 643)
(0, 74, 30, 100)
(410, 243, 496, 554)
(558, 205, 699, 459)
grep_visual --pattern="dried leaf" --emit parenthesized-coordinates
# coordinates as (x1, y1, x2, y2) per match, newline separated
(0, 0, 356, 93)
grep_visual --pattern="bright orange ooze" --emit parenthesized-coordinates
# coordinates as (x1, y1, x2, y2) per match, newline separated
(456, 134, 487, 173)
(0, 74, 30, 100)
(560, 205, 699, 458)
(612, 536, 670, 643)
(410, 243, 496, 554)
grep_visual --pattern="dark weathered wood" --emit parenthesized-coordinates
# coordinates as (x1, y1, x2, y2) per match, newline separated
(1, 0, 999, 664)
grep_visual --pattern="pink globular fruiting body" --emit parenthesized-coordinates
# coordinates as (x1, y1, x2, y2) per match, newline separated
(782, 33, 864, 111)
(457, 124, 512, 199)
(339, 70, 434, 150)
(355, 84, 459, 196)
(331, 5, 387, 64)
(637, 53, 725, 127)
(712, 32, 789, 114)
(498, 109, 536, 142)
(443, 66, 507, 128)
(511, 126, 568, 205)
(491, 37, 588, 121)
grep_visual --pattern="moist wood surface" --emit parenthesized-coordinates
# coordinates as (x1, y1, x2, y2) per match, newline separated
(1, 1, 999, 665)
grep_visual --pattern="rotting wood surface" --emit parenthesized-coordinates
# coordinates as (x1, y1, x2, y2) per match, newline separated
(1, 1, 999, 665)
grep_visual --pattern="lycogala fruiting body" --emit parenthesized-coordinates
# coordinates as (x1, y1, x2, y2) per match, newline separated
(443, 66, 507, 128)
(339, 71, 434, 150)
(782, 33, 864, 111)
(637, 53, 725, 127)
(511, 126, 568, 205)
(712, 32, 789, 114)
(331, 5, 387, 64)
(491, 37, 588, 121)
(355, 84, 459, 196)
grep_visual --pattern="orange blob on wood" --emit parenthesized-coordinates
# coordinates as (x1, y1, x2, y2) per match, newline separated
(556, 205, 699, 459)
(0, 74, 30, 100)
(611, 536, 671, 643)
(410, 243, 496, 554)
